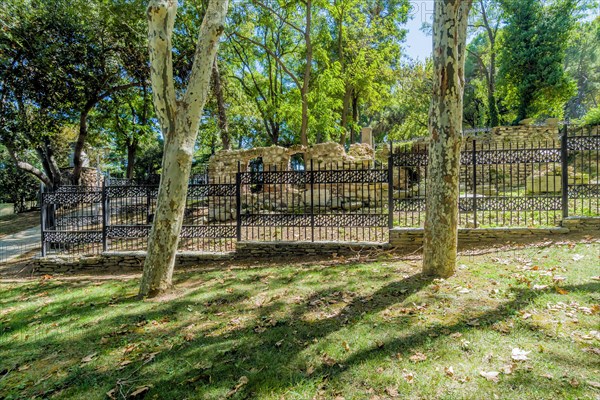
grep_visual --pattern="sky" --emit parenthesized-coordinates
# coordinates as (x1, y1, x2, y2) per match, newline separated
(403, 1, 434, 61)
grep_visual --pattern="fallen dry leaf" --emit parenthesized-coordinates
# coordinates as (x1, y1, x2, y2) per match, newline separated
(342, 341, 350, 352)
(402, 369, 415, 383)
(409, 352, 427, 363)
(81, 353, 97, 363)
(569, 377, 580, 388)
(533, 284, 548, 291)
(479, 371, 500, 382)
(130, 385, 151, 397)
(555, 287, 569, 295)
(444, 366, 454, 377)
(587, 381, 600, 389)
(511, 348, 530, 361)
(385, 386, 399, 397)
(501, 364, 515, 375)
(226, 376, 249, 398)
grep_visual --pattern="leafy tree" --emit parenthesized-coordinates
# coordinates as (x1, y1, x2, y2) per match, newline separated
(498, 0, 577, 123)
(564, 16, 600, 119)
(371, 60, 432, 140)
(0, 146, 40, 213)
(466, 0, 502, 127)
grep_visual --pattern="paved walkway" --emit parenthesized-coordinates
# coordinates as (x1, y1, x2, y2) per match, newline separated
(0, 225, 41, 263)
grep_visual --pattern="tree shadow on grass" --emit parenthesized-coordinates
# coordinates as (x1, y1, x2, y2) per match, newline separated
(1, 267, 598, 399)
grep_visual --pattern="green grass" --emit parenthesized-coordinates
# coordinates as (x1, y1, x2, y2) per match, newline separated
(1, 240, 599, 399)
(0, 211, 39, 238)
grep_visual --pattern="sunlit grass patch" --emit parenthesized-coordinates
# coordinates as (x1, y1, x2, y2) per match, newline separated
(0, 239, 598, 399)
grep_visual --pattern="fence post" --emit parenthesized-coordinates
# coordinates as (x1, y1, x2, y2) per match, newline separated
(310, 159, 315, 242)
(102, 180, 108, 252)
(560, 124, 569, 219)
(388, 147, 394, 230)
(40, 183, 46, 257)
(235, 161, 242, 242)
(472, 139, 478, 228)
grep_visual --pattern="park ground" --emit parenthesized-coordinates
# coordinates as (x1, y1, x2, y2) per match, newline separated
(0, 236, 599, 399)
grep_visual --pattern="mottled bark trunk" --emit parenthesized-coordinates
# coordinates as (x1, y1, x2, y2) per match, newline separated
(211, 60, 230, 150)
(299, 0, 312, 148)
(140, 0, 228, 298)
(423, 0, 471, 278)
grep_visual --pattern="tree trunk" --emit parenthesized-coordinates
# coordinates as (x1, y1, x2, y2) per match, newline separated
(299, 0, 312, 148)
(72, 102, 95, 185)
(126, 140, 137, 179)
(339, 85, 352, 145)
(211, 60, 231, 150)
(139, 0, 228, 298)
(423, 0, 471, 278)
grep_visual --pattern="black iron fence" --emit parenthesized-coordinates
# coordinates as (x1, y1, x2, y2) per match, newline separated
(238, 161, 389, 243)
(40, 126, 600, 255)
(391, 125, 599, 227)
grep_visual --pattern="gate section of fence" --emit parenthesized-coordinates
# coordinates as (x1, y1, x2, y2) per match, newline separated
(238, 162, 389, 243)
(104, 176, 237, 253)
(391, 125, 600, 228)
(566, 125, 600, 217)
(41, 186, 103, 256)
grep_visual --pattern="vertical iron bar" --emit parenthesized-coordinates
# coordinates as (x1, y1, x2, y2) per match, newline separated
(40, 183, 46, 257)
(472, 139, 478, 228)
(561, 125, 569, 219)
(102, 180, 107, 252)
(388, 152, 394, 230)
(310, 159, 315, 242)
(236, 161, 242, 242)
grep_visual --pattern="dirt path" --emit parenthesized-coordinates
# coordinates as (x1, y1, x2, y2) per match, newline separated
(0, 225, 41, 263)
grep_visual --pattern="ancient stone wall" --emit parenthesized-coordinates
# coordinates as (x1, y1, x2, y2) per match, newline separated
(60, 167, 104, 187)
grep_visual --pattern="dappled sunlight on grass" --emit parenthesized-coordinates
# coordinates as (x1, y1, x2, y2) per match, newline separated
(0, 239, 599, 399)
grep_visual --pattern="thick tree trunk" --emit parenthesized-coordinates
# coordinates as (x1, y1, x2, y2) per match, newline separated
(126, 140, 137, 179)
(139, 0, 228, 298)
(423, 0, 471, 278)
(299, 0, 312, 148)
(211, 60, 230, 150)
(72, 103, 95, 185)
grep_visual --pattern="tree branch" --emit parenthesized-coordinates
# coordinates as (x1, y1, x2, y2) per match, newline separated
(6, 146, 52, 186)
(232, 31, 302, 90)
(147, 0, 178, 137)
(252, 0, 305, 35)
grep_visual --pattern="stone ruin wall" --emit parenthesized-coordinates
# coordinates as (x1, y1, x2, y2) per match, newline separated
(204, 142, 401, 222)
(207, 142, 377, 182)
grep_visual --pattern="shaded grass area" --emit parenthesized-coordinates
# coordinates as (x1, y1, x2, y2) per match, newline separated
(0, 240, 599, 399)
(0, 211, 39, 239)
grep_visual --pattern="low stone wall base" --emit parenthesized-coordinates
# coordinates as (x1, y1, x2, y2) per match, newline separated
(235, 241, 387, 259)
(33, 217, 599, 274)
(34, 251, 233, 274)
(389, 227, 572, 248)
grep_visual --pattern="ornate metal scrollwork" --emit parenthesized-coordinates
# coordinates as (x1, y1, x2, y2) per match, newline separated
(43, 231, 102, 244)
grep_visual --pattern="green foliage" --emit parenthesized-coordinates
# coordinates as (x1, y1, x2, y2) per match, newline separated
(498, 0, 578, 123)
(564, 17, 600, 119)
(0, 148, 39, 212)
(581, 106, 600, 126)
(372, 60, 432, 140)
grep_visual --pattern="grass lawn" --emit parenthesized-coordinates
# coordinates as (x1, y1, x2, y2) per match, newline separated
(0, 239, 599, 399)
(0, 211, 39, 239)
